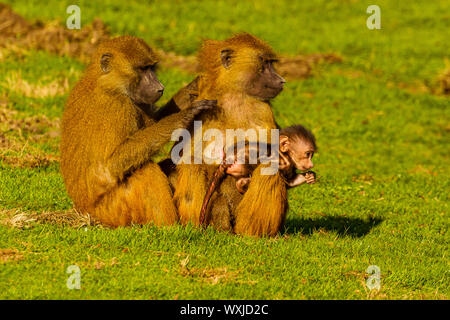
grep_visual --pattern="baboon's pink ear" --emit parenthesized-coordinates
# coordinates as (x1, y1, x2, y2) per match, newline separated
(279, 135, 290, 153)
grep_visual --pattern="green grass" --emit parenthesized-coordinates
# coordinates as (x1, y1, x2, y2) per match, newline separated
(0, 0, 449, 299)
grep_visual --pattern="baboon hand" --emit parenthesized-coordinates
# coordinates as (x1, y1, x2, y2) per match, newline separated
(182, 100, 217, 127)
(191, 99, 217, 114)
(181, 100, 217, 126)
(304, 171, 316, 184)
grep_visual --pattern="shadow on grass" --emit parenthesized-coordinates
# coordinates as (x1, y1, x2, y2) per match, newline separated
(284, 215, 383, 238)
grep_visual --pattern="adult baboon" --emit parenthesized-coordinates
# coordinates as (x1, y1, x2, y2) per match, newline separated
(60, 36, 214, 227)
(173, 33, 288, 236)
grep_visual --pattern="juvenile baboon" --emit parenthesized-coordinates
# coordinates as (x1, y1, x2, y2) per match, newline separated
(199, 125, 318, 226)
(60, 36, 214, 227)
(173, 33, 288, 236)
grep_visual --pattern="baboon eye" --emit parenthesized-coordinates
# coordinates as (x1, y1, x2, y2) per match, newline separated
(261, 60, 274, 73)
(139, 64, 157, 72)
(266, 60, 276, 71)
(267, 60, 278, 70)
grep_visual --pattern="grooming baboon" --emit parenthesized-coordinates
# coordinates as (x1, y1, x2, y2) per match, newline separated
(199, 125, 318, 226)
(173, 33, 288, 236)
(60, 36, 214, 227)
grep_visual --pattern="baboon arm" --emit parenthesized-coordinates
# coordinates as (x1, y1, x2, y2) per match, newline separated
(154, 77, 200, 120)
(106, 111, 193, 181)
(154, 98, 182, 120)
(286, 173, 307, 188)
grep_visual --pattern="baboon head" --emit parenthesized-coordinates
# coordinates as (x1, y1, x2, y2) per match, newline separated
(198, 33, 285, 100)
(95, 36, 164, 105)
(280, 125, 317, 171)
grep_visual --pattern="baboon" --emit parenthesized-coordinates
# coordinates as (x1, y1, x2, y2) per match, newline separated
(277, 124, 317, 187)
(173, 33, 288, 236)
(199, 125, 317, 226)
(60, 36, 214, 227)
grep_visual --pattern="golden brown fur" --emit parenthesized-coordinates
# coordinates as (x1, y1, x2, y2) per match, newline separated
(173, 33, 287, 236)
(197, 33, 276, 98)
(233, 164, 288, 236)
(60, 36, 207, 227)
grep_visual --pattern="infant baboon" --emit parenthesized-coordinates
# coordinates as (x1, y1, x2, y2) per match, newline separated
(200, 124, 317, 226)
(277, 124, 317, 187)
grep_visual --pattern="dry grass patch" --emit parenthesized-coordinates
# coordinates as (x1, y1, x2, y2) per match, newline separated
(0, 153, 59, 168)
(79, 256, 120, 270)
(408, 165, 437, 176)
(0, 4, 109, 63)
(0, 208, 98, 229)
(179, 255, 239, 285)
(0, 105, 60, 168)
(3, 71, 70, 98)
(0, 105, 60, 137)
(155, 48, 198, 73)
(437, 59, 450, 95)
(385, 59, 450, 97)
(181, 265, 238, 285)
(0, 248, 24, 264)
(392, 80, 431, 95)
(155, 50, 343, 79)
(0, 4, 342, 80)
(0, 4, 30, 36)
(277, 53, 343, 80)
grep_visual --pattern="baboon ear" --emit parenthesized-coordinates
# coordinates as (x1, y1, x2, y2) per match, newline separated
(279, 135, 290, 153)
(220, 49, 234, 69)
(100, 53, 113, 73)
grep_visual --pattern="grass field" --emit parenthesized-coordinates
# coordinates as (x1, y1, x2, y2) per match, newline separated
(0, 0, 448, 299)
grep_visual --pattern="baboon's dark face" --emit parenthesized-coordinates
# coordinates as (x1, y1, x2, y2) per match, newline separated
(99, 46, 164, 105)
(247, 57, 285, 100)
(131, 64, 165, 105)
(288, 139, 315, 172)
